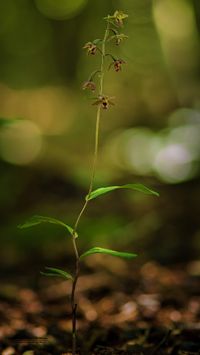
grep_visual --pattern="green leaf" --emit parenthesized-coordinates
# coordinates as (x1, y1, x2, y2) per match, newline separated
(40, 267, 73, 280)
(86, 183, 159, 201)
(18, 215, 77, 237)
(86, 186, 118, 200)
(80, 247, 137, 260)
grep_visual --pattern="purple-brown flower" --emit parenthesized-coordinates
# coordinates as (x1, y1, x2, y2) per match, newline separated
(114, 10, 128, 27)
(83, 42, 97, 55)
(109, 59, 126, 72)
(104, 10, 128, 27)
(113, 34, 128, 45)
(92, 95, 115, 110)
(82, 80, 96, 92)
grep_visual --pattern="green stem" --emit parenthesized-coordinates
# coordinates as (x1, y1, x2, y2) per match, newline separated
(70, 21, 109, 355)
(71, 237, 79, 355)
(100, 23, 110, 95)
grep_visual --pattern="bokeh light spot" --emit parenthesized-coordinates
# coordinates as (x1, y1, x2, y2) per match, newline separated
(0, 119, 42, 165)
(35, 0, 88, 20)
(153, 0, 196, 40)
(123, 129, 159, 175)
(153, 143, 193, 183)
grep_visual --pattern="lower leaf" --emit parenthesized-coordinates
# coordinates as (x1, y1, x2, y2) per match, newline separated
(40, 267, 73, 280)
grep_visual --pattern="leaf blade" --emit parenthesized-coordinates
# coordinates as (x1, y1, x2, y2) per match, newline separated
(80, 247, 137, 260)
(40, 267, 73, 280)
(86, 186, 119, 200)
(18, 215, 77, 237)
(86, 183, 159, 201)
(121, 183, 159, 196)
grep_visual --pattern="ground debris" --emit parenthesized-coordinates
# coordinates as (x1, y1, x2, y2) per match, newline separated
(0, 261, 199, 354)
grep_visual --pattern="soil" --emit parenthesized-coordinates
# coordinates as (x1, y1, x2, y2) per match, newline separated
(0, 257, 200, 354)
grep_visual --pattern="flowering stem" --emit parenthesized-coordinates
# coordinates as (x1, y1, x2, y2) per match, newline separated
(100, 23, 110, 95)
(70, 21, 109, 355)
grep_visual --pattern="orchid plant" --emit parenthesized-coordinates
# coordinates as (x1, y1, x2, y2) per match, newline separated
(19, 10, 159, 355)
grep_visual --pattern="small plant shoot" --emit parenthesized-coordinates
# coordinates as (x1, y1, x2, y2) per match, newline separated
(19, 10, 159, 355)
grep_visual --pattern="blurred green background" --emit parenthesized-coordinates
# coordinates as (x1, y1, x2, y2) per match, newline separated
(1, 0, 200, 272)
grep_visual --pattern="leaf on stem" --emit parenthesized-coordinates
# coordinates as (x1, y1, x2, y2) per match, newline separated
(80, 247, 137, 260)
(40, 267, 73, 280)
(18, 215, 77, 237)
(86, 183, 159, 201)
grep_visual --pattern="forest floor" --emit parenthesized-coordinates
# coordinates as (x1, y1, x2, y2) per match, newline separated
(0, 256, 200, 355)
